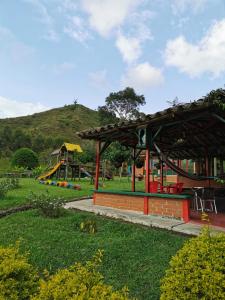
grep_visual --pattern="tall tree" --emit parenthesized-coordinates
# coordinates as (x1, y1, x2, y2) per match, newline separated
(104, 87, 146, 120)
(98, 105, 117, 125)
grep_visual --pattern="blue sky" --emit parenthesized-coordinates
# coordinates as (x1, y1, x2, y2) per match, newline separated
(0, 0, 225, 118)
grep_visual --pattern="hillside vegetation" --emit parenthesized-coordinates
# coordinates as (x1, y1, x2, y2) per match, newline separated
(0, 103, 100, 159)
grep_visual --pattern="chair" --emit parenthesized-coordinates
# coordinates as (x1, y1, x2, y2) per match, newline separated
(201, 188, 217, 214)
(166, 182, 184, 194)
(192, 187, 204, 211)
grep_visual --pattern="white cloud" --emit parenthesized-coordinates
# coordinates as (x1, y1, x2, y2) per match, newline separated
(53, 62, 75, 75)
(122, 62, 164, 90)
(0, 96, 50, 118)
(116, 34, 142, 63)
(165, 19, 225, 77)
(171, 0, 208, 14)
(64, 16, 91, 43)
(81, 0, 140, 37)
(23, 0, 59, 42)
(89, 70, 109, 88)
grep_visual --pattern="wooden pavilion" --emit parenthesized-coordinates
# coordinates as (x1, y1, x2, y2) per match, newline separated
(77, 89, 225, 223)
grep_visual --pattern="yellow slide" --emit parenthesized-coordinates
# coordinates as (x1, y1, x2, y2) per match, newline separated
(38, 162, 62, 180)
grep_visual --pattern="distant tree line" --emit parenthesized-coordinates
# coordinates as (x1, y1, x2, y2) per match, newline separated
(0, 126, 64, 158)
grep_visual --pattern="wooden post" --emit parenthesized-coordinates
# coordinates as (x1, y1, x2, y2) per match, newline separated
(132, 148, 136, 192)
(160, 159, 164, 190)
(186, 159, 189, 172)
(144, 148, 150, 214)
(214, 158, 217, 177)
(95, 141, 101, 191)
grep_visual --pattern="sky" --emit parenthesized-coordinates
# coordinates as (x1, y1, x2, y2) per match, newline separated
(0, 0, 225, 118)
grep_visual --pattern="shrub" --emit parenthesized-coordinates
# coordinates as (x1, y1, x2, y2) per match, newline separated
(160, 227, 225, 300)
(80, 219, 97, 234)
(11, 148, 39, 170)
(28, 191, 66, 218)
(32, 250, 130, 300)
(0, 242, 39, 300)
(32, 166, 46, 178)
(0, 180, 11, 199)
(5, 177, 20, 189)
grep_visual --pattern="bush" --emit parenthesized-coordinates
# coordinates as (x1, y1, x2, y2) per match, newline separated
(160, 227, 225, 300)
(6, 177, 20, 189)
(32, 250, 129, 300)
(0, 181, 10, 199)
(11, 148, 39, 170)
(0, 242, 39, 300)
(28, 191, 65, 218)
(32, 166, 46, 178)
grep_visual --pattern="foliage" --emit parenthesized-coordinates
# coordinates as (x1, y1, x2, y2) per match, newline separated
(0, 104, 99, 157)
(0, 177, 20, 199)
(98, 105, 118, 125)
(32, 250, 129, 300)
(11, 148, 39, 170)
(160, 227, 225, 300)
(0, 180, 11, 199)
(0, 242, 39, 300)
(204, 88, 225, 109)
(32, 166, 46, 178)
(80, 219, 97, 234)
(135, 158, 144, 168)
(0, 206, 186, 300)
(5, 177, 20, 189)
(104, 142, 131, 168)
(103, 87, 146, 121)
(28, 191, 66, 218)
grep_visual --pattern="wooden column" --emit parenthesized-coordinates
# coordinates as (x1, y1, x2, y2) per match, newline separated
(132, 148, 136, 192)
(144, 148, 150, 214)
(160, 159, 164, 190)
(95, 141, 101, 191)
(186, 159, 189, 172)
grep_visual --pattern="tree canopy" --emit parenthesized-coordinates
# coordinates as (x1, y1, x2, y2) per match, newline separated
(98, 87, 146, 123)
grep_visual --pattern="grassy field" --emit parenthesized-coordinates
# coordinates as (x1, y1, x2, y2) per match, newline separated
(0, 177, 145, 210)
(0, 209, 187, 299)
(0, 177, 187, 299)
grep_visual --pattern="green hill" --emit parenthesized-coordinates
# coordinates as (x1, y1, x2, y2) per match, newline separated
(0, 103, 100, 158)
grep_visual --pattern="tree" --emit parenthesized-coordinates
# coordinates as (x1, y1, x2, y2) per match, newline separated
(11, 148, 39, 169)
(104, 87, 146, 120)
(98, 105, 117, 125)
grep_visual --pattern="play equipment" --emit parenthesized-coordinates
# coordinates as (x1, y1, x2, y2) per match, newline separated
(39, 179, 81, 190)
(38, 161, 63, 181)
(38, 143, 83, 181)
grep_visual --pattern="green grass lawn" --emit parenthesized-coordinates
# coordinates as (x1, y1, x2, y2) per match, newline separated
(0, 209, 187, 299)
(0, 177, 145, 210)
(0, 177, 187, 299)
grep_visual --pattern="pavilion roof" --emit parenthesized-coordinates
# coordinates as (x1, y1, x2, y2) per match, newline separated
(77, 89, 225, 159)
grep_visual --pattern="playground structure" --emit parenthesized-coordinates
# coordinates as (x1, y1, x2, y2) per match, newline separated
(38, 143, 112, 182)
(38, 143, 86, 181)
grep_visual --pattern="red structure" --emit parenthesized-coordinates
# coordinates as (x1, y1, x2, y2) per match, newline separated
(78, 89, 225, 224)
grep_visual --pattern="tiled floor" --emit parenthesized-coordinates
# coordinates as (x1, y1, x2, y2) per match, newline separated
(190, 210, 225, 227)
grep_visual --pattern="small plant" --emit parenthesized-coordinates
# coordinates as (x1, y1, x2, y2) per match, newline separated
(0, 242, 39, 300)
(80, 219, 97, 234)
(28, 191, 66, 218)
(32, 166, 46, 178)
(6, 176, 20, 189)
(160, 227, 225, 300)
(0, 180, 10, 199)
